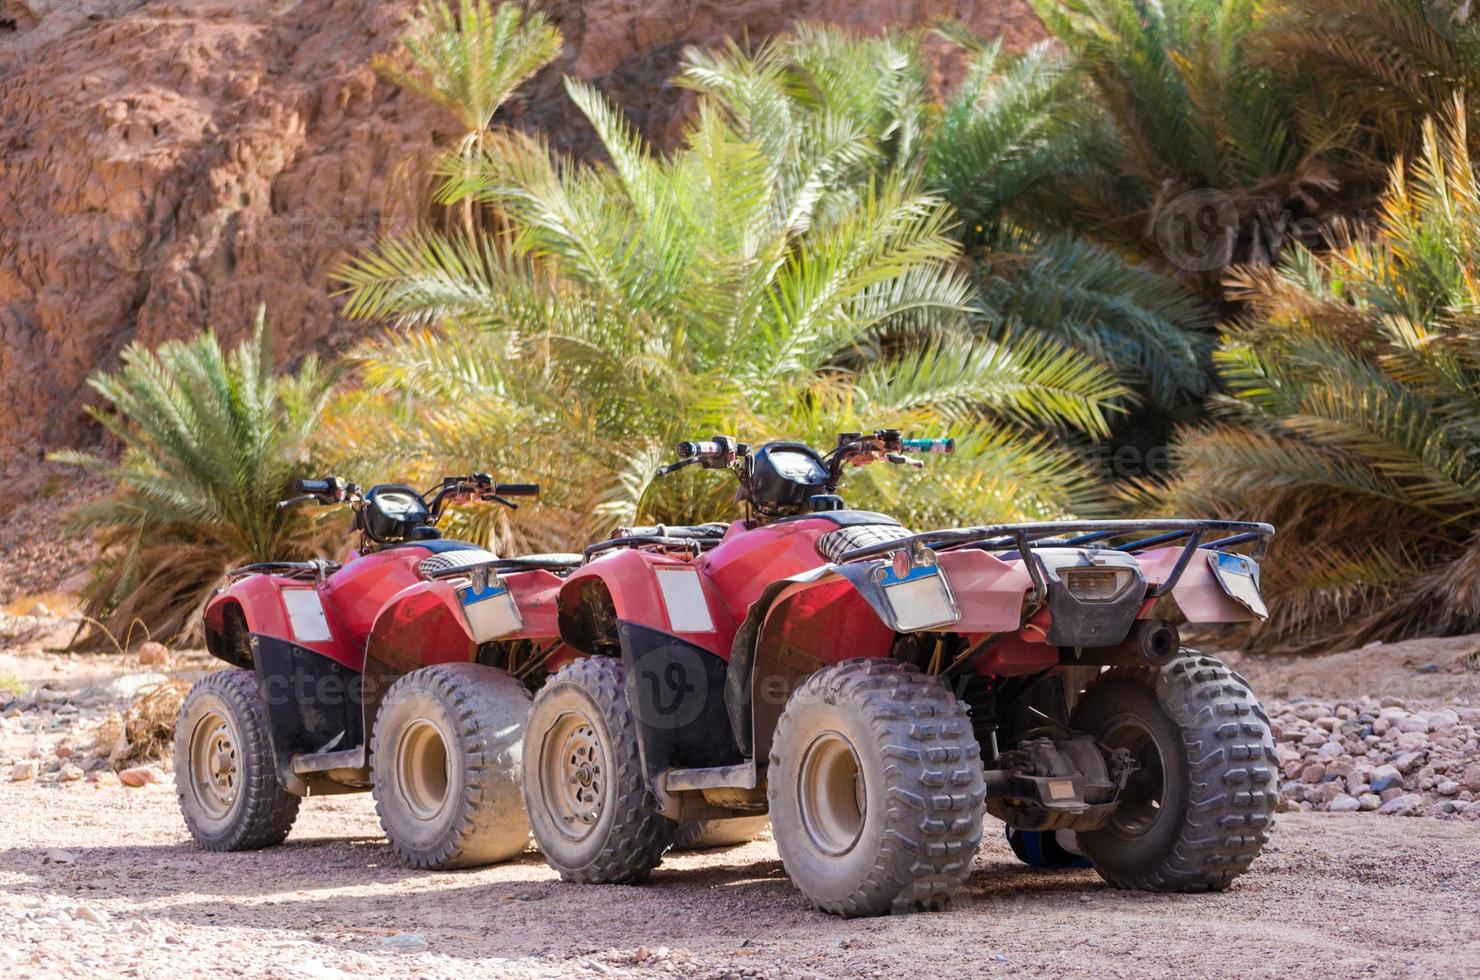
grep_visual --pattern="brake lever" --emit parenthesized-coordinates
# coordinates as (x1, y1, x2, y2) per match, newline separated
(488, 493, 518, 510)
(277, 494, 319, 510)
(885, 452, 923, 468)
(656, 457, 699, 477)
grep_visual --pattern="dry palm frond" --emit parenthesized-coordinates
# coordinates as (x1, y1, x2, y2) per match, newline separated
(1147, 103, 1480, 649)
(99, 679, 191, 769)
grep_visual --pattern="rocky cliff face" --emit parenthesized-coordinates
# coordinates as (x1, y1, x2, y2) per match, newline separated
(0, 0, 1041, 476)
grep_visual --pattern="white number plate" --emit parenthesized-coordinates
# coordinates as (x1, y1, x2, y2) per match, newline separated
(881, 564, 960, 631)
(457, 582, 524, 642)
(1207, 551, 1267, 620)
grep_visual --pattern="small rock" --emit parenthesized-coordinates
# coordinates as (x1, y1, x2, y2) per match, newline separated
(1377, 793, 1423, 816)
(118, 766, 159, 788)
(71, 906, 110, 926)
(136, 641, 168, 666)
(1380, 787, 1405, 803)
(11, 759, 38, 781)
(1437, 779, 1462, 797)
(378, 933, 427, 951)
(1358, 794, 1382, 811)
(43, 849, 78, 864)
(1415, 662, 1441, 674)
(1300, 763, 1325, 784)
(87, 770, 121, 788)
(57, 764, 83, 783)
(1369, 766, 1402, 794)
(1328, 794, 1361, 813)
(1394, 751, 1425, 774)
(1462, 765, 1480, 793)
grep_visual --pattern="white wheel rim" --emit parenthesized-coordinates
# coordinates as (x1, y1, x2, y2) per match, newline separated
(796, 730, 866, 856)
(189, 709, 238, 819)
(540, 711, 605, 842)
(395, 719, 451, 822)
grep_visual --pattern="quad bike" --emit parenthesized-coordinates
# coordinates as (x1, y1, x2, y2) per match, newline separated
(522, 431, 1280, 916)
(174, 473, 583, 869)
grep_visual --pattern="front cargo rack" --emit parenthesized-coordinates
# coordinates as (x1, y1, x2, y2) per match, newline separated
(838, 519, 1275, 604)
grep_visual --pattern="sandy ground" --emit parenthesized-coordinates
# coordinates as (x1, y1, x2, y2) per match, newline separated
(2, 640, 1479, 977)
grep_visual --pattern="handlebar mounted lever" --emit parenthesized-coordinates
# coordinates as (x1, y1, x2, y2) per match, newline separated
(430, 474, 540, 516)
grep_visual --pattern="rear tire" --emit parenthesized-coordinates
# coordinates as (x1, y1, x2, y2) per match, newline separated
(371, 663, 532, 870)
(768, 658, 986, 917)
(672, 815, 770, 850)
(522, 657, 675, 883)
(174, 669, 300, 851)
(1071, 652, 1278, 891)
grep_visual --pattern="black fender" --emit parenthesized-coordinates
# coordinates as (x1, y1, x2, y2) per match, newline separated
(248, 634, 366, 795)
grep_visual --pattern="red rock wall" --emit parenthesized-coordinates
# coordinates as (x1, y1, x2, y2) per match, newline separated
(0, 0, 1041, 475)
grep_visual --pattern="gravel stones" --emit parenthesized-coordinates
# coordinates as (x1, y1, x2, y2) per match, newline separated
(1270, 697, 1480, 820)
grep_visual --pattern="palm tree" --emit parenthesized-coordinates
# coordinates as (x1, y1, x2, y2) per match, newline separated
(1261, 0, 1480, 161)
(374, 0, 562, 156)
(1141, 103, 1480, 648)
(50, 310, 336, 646)
(334, 32, 1127, 544)
(1028, 0, 1360, 288)
(679, 25, 1214, 420)
(373, 0, 565, 238)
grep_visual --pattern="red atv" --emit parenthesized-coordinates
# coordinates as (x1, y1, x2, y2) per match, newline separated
(175, 473, 581, 869)
(523, 432, 1279, 916)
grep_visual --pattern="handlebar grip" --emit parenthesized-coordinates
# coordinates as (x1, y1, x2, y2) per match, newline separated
(294, 478, 332, 493)
(902, 437, 954, 454)
(676, 440, 721, 459)
(494, 483, 539, 498)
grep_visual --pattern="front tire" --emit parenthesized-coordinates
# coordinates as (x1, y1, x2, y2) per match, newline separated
(174, 669, 300, 851)
(768, 659, 986, 917)
(1072, 653, 1278, 891)
(522, 657, 675, 883)
(371, 663, 532, 870)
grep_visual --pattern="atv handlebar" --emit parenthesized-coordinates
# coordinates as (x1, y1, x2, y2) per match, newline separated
(493, 483, 539, 497)
(656, 436, 748, 476)
(279, 476, 359, 509)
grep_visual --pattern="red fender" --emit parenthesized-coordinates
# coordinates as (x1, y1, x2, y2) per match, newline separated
(557, 550, 733, 658)
(203, 575, 352, 668)
(364, 567, 571, 675)
(1137, 547, 1262, 622)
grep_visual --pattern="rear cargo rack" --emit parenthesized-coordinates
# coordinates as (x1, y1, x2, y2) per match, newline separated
(420, 555, 583, 580)
(838, 519, 1274, 604)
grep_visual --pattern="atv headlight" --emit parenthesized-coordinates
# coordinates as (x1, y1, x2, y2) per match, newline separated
(1061, 567, 1132, 602)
